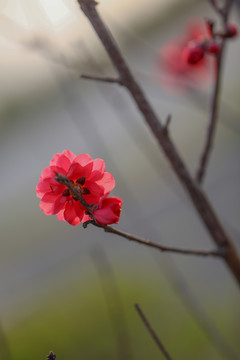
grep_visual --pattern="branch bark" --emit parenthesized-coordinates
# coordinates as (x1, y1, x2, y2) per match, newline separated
(76, 0, 240, 286)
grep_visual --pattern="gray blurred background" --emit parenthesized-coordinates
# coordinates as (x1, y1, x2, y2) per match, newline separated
(0, 0, 240, 359)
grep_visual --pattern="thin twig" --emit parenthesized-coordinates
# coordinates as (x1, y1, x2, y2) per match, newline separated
(94, 223, 225, 258)
(81, 74, 123, 85)
(163, 114, 172, 135)
(76, 0, 240, 285)
(135, 304, 174, 360)
(196, 0, 234, 184)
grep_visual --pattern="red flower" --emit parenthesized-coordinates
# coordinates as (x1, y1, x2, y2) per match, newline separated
(156, 21, 212, 92)
(36, 150, 115, 225)
(83, 195, 123, 225)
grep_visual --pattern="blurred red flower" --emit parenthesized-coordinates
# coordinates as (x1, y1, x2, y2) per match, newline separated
(156, 21, 212, 92)
(36, 150, 115, 225)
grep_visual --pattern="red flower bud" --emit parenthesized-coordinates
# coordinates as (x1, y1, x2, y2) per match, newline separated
(225, 24, 238, 38)
(204, 40, 221, 54)
(182, 43, 205, 65)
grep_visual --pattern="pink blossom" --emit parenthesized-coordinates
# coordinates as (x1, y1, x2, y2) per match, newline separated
(156, 21, 212, 92)
(36, 150, 115, 226)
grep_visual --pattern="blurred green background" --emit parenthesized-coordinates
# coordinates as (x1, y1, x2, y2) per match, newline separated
(0, 0, 240, 359)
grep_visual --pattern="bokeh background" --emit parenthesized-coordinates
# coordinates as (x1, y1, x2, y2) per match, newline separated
(0, 0, 240, 359)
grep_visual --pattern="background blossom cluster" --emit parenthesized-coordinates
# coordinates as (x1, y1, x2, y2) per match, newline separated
(36, 150, 122, 226)
(157, 19, 238, 92)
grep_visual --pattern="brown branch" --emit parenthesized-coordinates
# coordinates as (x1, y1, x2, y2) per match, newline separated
(157, 257, 240, 360)
(76, 0, 240, 285)
(94, 223, 225, 258)
(196, 54, 222, 184)
(196, 0, 234, 184)
(81, 74, 123, 85)
(135, 304, 174, 360)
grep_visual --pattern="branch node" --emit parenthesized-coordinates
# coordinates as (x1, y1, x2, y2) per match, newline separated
(163, 114, 172, 135)
(83, 220, 95, 228)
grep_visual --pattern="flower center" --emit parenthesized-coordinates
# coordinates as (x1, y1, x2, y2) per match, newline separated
(62, 177, 90, 200)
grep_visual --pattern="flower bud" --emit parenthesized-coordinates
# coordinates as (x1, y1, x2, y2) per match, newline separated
(182, 42, 205, 65)
(225, 24, 238, 38)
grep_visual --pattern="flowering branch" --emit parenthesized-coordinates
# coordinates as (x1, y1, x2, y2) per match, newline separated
(55, 173, 225, 258)
(196, 0, 234, 184)
(135, 304, 174, 360)
(76, 0, 240, 285)
(46, 351, 56, 360)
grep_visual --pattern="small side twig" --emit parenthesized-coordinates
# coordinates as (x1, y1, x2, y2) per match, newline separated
(81, 74, 123, 85)
(163, 114, 172, 135)
(196, 0, 234, 184)
(135, 304, 174, 360)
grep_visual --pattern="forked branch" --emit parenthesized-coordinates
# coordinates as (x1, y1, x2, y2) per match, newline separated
(76, 0, 240, 286)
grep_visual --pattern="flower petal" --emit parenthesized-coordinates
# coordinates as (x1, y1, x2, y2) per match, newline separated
(96, 172, 115, 194)
(73, 153, 92, 167)
(36, 166, 66, 198)
(50, 153, 73, 172)
(57, 209, 65, 222)
(67, 162, 93, 181)
(88, 158, 106, 181)
(85, 181, 104, 198)
(63, 201, 84, 226)
(40, 192, 66, 215)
